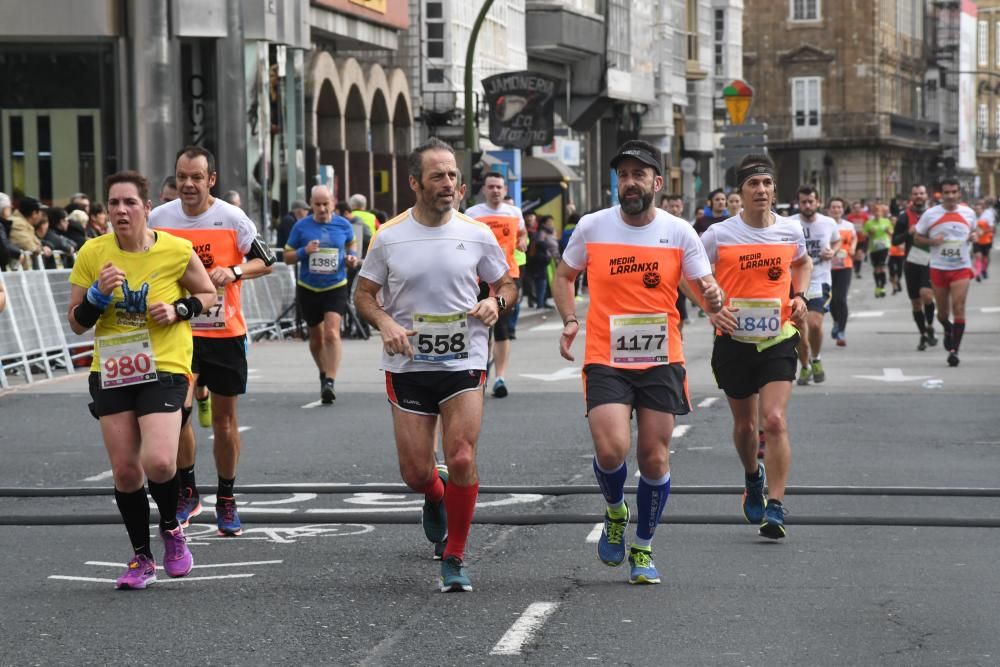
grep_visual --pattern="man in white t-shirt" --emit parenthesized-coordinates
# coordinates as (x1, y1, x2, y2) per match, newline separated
(356, 138, 517, 593)
(914, 178, 981, 367)
(789, 185, 841, 385)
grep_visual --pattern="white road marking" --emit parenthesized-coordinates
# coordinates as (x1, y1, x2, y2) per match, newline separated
(248, 493, 318, 506)
(697, 397, 719, 408)
(982, 306, 1000, 313)
(853, 368, 931, 383)
(491, 602, 560, 656)
(301, 400, 324, 409)
(850, 311, 884, 318)
(82, 470, 113, 482)
(48, 574, 255, 584)
(85, 560, 283, 570)
(585, 523, 603, 543)
(305, 493, 544, 513)
(686, 446, 713, 451)
(209, 426, 251, 439)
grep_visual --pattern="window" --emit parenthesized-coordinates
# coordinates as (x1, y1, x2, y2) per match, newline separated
(979, 104, 988, 148)
(791, 77, 821, 138)
(714, 9, 725, 77)
(426, 68, 444, 84)
(996, 22, 1000, 66)
(979, 20, 988, 66)
(790, 0, 819, 21)
(686, 0, 698, 62)
(425, 1, 445, 62)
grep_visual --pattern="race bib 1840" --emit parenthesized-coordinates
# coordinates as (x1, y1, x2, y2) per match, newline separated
(730, 298, 782, 343)
(609, 313, 668, 365)
(97, 329, 157, 389)
(412, 312, 469, 362)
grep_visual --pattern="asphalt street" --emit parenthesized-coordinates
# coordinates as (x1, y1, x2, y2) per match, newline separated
(1, 268, 999, 666)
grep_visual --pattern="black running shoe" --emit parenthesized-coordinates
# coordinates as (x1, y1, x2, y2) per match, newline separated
(947, 351, 959, 367)
(917, 335, 927, 351)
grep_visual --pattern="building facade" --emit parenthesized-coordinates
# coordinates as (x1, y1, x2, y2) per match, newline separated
(0, 0, 417, 232)
(743, 0, 941, 204)
(974, 0, 1000, 196)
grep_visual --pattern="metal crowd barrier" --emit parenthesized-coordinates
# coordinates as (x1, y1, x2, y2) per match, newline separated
(0, 269, 75, 388)
(1, 263, 299, 386)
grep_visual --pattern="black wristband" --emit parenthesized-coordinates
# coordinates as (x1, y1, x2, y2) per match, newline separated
(792, 292, 807, 305)
(564, 317, 579, 326)
(73, 299, 103, 329)
(172, 296, 204, 321)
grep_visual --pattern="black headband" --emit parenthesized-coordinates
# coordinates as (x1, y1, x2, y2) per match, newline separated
(737, 164, 774, 189)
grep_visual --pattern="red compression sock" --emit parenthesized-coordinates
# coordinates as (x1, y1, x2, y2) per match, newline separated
(442, 482, 479, 561)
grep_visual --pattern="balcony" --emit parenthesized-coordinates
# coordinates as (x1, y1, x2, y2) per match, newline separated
(761, 113, 940, 148)
(526, 0, 606, 64)
(978, 129, 1000, 154)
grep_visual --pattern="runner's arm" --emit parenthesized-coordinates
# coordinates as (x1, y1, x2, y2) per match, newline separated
(892, 213, 909, 246)
(355, 276, 416, 358)
(0, 281, 5, 314)
(178, 250, 218, 313)
(552, 260, 582, 361)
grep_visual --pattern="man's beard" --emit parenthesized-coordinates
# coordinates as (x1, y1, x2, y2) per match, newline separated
(620, 189, 653, 215)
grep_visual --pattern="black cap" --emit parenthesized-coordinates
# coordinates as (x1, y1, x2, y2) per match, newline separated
(610, 140, 662, 175)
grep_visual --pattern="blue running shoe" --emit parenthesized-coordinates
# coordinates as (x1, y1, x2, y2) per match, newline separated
(422, 466, 448, 544)
(759, 501, 787, 540)
(216, 496, 243, 536)
(492, 378, 508, 398)
(597, 504, 630, 566)
(176, 487, 202, 528)
(742, 463, 767, 524)
(628, 546, 661, 585)
(440, 556, 472, 592)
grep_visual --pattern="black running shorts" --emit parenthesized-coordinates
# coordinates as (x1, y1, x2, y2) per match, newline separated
(88, 371, 189, 417)
(583, 363, 691, 415)
(806, 283, 831, 314)
(297, 284, 348, 327)
(904, 261, 931, 300)
(711, 333, 799, 400)
(191, 335, 248, 396)
(385, 369, 486, 416)
(869, 248, 889, 267)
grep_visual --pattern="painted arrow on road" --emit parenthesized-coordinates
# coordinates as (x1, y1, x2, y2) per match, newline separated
(520, 367, 581, 382)
(852, 368, 932, 383)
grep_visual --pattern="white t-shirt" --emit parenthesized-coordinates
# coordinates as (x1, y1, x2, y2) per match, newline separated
(359, 208, 509, 373)
(149, 198, 257, 255)
(914, 204, 976, 271)
(701, 214, 808, 266)
(790, 213, 841, 293)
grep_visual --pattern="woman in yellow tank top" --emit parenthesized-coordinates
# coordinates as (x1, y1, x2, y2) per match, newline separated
(67, 170, 215, 590)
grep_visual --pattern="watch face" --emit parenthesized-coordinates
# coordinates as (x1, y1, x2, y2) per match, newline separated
(176, 303, 189, 317)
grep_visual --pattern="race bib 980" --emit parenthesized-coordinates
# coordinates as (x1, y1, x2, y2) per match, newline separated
(97, 329, 157, 389)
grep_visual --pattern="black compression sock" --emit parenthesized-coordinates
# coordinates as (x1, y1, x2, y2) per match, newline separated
(924, 302, 935, 329)
(952, 320, 966, 352)
(912, 310, 927, 334)
(114, 487, 152, 558)
(149, 475, 180, 532)
(745, 465, 763, 483)
(178, 465, 197, 496)
(218, 476, 236, 498)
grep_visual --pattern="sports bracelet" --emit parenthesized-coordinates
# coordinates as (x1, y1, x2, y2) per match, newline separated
(564, 317, 579, 326)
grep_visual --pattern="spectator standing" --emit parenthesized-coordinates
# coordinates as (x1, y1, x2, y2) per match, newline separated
(160, 177, 179, 204)
(64, 210, 90, 249)
(86, 203, 109, 239)
(9, 197, 45, 262)
(527, 214, 559, 309)
(41, 207, 78, 268)
(349, 193, 377, 238)
(277, 200, 310, 249)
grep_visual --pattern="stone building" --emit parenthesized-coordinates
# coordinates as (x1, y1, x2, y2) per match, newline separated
(743, 0, 941, 203)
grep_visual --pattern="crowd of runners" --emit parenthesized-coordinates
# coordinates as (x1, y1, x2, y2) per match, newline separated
(64, 136, 993, 594)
